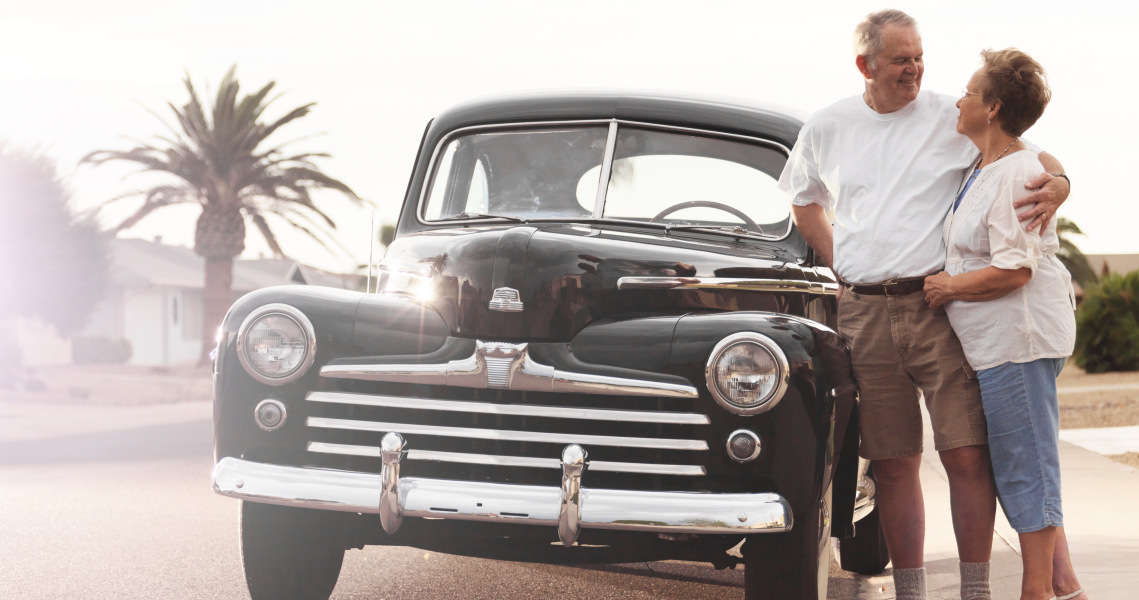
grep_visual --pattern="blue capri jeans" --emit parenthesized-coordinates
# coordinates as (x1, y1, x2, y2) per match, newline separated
(977, 357, 1066, 533)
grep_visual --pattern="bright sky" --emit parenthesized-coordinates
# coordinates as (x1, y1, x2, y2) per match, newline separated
(1, 0, 1134, 273)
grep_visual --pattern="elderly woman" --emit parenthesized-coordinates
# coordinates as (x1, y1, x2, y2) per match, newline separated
(923, 49, 1087, 600)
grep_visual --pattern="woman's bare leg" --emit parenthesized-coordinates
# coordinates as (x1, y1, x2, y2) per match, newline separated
(1018, 526, 1057, 600)
(1051, 528, 1087, 599)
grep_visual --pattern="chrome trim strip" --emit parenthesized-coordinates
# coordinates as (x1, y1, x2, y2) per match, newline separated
(617, 276, 834, 295)
(309, 441, 383, 458)
(321, 353, 482, 387)
(213, 457, 792, 534)
(306, 417, 709, 451)
(559, 444, 586, 546)
(411, 448, 558, 470)
(593, 120, 619, 217)
(306, 442, 707, 476)
(812, 267, 841, 295)
(306, 391, 710, 425)
(320, 340, 699, 399)
(588, 460, 706, 476)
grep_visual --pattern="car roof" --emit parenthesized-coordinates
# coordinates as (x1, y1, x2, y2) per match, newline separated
(426, 91, 804, 150)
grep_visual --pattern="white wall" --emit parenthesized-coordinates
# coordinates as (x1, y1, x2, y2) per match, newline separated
(121, 287, 204, 366)
(167, 289, 202, 364)
(122, 289, 166, 365)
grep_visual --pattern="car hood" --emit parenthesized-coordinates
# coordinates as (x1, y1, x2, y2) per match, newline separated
(379, 223, 811, 341)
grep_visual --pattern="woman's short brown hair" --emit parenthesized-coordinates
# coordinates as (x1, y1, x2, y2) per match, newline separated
(979, 48, 1051, 137)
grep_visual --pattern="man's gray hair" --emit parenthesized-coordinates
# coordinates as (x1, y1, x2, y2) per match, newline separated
(853, 9, 918, 66)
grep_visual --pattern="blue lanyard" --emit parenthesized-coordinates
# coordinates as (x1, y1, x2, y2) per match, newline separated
(953, 167, 981, 212)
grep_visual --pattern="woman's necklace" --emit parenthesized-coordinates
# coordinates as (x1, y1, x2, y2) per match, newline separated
(982, 137, 1020, 165)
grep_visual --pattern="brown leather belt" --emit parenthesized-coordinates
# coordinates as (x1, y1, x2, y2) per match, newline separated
(844, 276, 927, 296)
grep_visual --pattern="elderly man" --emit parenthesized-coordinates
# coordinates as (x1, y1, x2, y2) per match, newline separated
(779, 9, 1069, 600)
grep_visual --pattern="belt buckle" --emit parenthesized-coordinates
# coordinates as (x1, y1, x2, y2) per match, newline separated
(882, 279, 902, 297)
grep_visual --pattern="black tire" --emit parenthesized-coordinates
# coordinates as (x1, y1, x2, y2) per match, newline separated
(240, 501, 345, 600)
(837, 505, 890, 575)
(743, 488, 831, 600)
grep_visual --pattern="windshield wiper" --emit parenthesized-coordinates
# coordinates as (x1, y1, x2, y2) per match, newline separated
(436, 212, 527, 223)
(666, 224, 766, 238)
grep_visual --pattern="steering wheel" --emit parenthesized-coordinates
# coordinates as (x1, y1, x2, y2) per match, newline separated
(650, 200, 761, 233)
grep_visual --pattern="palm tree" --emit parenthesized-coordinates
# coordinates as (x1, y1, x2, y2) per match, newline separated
(1055, 217, 1097, 288)
(83, 66, 365, 364)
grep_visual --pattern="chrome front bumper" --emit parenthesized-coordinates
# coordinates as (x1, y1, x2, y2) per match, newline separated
(213, 434, 793, 546)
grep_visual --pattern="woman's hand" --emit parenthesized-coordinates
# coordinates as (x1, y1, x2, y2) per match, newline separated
(924, 271, 955, 309)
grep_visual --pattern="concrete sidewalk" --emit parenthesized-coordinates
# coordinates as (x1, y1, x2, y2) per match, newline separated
(917, 425, 1137, 599)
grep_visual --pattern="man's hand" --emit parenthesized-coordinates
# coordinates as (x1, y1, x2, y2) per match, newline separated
(1014, 151, 1070, 233)
(923, 271, 954, 309)
(1013, 173, 1068, 232)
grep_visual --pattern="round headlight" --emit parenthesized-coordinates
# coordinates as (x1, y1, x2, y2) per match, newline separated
(705, 332, 789, 415)
(236, 304, 316, 385)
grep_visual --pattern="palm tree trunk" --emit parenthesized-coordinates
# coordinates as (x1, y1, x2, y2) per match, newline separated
(201, 257, 234, 365)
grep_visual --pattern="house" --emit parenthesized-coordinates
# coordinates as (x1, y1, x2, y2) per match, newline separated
(1086, 254, 1139, 279)
(1070, 254, 1139, 302)
(19, 238, 362, 367)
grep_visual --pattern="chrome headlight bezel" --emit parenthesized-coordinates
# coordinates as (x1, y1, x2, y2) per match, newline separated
(704, 332, 790, 415)
(235, 304, 316, 386)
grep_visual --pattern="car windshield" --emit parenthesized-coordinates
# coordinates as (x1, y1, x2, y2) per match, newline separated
(421, 123, 792, 239)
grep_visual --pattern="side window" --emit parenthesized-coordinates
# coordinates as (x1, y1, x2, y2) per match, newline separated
(465, 159, 489, 214)
(424, 142, 459, 221)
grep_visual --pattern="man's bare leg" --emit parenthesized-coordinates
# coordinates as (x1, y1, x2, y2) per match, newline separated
(873, 454, 926, 567)
(939, 444, 997, 562)
(873, 454, 927, 599)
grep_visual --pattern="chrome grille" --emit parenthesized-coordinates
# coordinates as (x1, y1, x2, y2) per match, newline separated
(304, 389, 711, 482)
(484, 356, 512, 388)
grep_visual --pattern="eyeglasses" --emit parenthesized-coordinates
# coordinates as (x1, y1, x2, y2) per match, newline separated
(960, 89, 981, 100)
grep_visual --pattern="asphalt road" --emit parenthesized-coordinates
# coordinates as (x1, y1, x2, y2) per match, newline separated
(0, 414, 877, 600)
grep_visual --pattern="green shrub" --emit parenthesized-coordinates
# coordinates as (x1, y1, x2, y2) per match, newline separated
(72, 336, 132, 365)
(1074, 271, 1139, 373)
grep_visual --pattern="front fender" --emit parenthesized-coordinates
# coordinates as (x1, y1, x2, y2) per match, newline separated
(668, 312, 856, 523)
(213, 286, 452, 463)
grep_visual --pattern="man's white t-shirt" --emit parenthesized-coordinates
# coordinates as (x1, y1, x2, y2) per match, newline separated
(778, 91, 977, 284)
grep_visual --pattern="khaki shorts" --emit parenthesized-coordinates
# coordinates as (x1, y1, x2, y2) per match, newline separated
(837, 287, 987, 460)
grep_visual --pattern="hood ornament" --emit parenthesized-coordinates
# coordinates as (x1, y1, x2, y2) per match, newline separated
(489, 287, 524, 313)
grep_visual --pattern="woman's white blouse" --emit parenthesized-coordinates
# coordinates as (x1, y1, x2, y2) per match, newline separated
(942, 150, 1076, 371)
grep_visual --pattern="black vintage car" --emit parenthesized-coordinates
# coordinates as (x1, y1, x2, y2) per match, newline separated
(212, 92, 886, 599)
